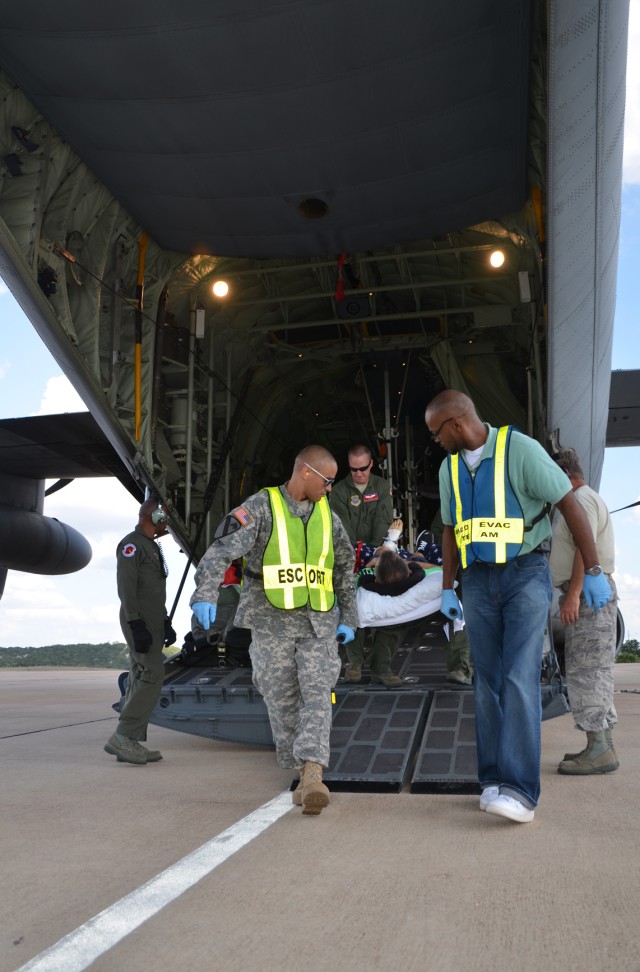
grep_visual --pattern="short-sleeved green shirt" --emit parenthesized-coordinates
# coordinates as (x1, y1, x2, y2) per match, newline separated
(438, 424, 572, 555)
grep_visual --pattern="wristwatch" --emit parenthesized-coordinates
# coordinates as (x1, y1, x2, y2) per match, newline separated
(584, 564, 603, 576)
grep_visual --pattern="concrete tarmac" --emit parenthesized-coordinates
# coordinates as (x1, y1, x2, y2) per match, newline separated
(1, 666, 640, 972)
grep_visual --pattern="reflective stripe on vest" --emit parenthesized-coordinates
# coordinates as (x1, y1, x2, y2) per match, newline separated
(262, 487, 335, 611)
(449, 426, 525, 566)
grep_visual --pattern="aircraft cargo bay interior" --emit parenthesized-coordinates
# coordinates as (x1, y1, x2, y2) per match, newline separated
(0, 2, 631, 772)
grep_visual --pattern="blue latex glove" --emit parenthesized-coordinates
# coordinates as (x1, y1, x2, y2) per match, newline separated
(336, 623, 355, 644)
(582, 573, 611, 613)
(441, 589, 463, 620)
(192, 601, 217, 629)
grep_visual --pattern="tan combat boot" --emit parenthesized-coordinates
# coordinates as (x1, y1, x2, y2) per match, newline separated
(292, 765, 305, 806)
(558, 730, 619, 774)
(104, 732, 147, 765)
(564, 728, 616, 762)
(301, 761, 330, 815)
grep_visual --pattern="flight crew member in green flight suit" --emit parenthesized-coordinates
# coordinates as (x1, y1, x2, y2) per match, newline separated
(330, 444, 401, 685)
(330, 444, 394, 547)
(104, 497, 177, 766)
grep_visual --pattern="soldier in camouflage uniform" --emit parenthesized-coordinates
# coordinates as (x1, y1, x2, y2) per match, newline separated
(549, 448, 619, 775)
(190, 445, 357, 815)
(104, 497, 177, 766)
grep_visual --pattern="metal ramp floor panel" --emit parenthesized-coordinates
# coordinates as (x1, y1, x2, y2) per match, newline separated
(325, 690, 432, 792)
(410, 689, 480, 793)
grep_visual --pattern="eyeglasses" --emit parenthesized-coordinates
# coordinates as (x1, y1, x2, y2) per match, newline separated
(304, 462, 335, 487)
(430, 415, 461, 441)
(349, 462, 372, 473)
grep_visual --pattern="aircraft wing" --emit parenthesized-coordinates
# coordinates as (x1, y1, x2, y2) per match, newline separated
(0, 413, 143, 497)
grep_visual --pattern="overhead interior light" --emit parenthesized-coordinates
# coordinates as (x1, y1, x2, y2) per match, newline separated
(489, 249, 505, 268)
(212, 280, 229, 298)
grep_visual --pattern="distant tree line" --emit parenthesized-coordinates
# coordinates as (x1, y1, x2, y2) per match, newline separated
(617, 639, 640, 663)
(0, 643, 129, 668)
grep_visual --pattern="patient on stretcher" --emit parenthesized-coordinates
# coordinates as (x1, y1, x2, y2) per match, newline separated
(355, 520, 447, 628)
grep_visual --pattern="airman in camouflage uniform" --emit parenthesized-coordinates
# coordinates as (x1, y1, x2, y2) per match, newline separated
(549, 448, 619, 775)
(191, 445, 357, 814)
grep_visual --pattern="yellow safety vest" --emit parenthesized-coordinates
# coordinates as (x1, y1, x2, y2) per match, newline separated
(449, 426, 525, 568)
(261, 487, 335, 611)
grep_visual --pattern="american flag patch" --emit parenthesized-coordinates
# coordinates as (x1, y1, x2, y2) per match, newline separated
(232, 506, 253, 526)
(363, 492, 379, 502)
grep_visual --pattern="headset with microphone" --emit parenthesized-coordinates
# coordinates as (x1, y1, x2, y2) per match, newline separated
(151, 501, 169, 525)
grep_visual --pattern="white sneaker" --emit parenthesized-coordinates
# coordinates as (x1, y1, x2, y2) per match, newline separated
(486, 794, 535, 823)
(479, 785, 500, 811)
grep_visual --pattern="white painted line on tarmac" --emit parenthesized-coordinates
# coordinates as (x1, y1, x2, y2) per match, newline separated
(17, 790, 293, 972)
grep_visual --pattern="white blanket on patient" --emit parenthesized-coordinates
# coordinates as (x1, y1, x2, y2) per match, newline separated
(356, 567, 444, 628)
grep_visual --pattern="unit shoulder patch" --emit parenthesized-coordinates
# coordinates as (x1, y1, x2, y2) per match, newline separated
(122, 543, 137, 558)
(349, 494, 361, 507)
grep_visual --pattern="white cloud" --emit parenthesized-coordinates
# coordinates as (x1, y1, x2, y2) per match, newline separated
(36, 375, 87, 415)
(618, 571, 640, 591)
(615, 572, 640, 646)
(4, 573, 66, 604)
(0, 279, 8, 295)
(0, 358, 10, 379)
(623, 2, 640, 184)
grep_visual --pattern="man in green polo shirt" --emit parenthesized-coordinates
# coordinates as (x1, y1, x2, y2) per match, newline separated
(425, 389, 612, 824)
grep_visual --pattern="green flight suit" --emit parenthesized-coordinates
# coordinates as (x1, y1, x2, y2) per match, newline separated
(116, 525, 168, 740)
(330, 471, 395, 674)
(330, 471, 393, 546)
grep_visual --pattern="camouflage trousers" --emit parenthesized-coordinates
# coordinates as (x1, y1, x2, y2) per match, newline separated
(561, 575, 618, 732)
(250, 631, 341, 768)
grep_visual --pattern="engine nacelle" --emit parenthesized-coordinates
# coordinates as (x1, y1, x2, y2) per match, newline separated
(0, 504, 92, 574)
(0, 471, 91, 584)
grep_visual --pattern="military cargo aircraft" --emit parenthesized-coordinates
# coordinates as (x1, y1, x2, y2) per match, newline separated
(0, 1, 633, 787)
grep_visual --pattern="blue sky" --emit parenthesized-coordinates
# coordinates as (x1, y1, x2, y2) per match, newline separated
(1, 12, 640, 647)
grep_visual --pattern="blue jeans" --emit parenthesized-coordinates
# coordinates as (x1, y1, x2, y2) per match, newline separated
(462, 552, 552, 808)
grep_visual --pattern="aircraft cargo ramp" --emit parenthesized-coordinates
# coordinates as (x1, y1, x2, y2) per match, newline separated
(147, 620, 567, 795)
